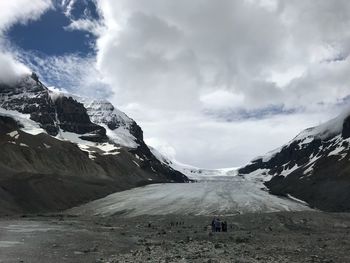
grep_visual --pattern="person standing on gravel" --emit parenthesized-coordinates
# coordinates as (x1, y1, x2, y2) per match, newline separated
(215, 218, 221, 232)
(211, 218, 216, 232)
(222, 221, 227, 232)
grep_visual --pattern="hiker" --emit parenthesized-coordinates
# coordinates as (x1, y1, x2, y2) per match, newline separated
(211, 218, 216, 232)
(215, 218, 221, 232)
(222, 221, 227, 232)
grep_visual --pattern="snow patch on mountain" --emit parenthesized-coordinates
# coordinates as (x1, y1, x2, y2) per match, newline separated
(280, 163, 299, 177)
(48, 87, 64, 102)
(47, 89, 139, 149)
(242, 168, 272, 181)
(80, 99, 138, 148)
(7, 130, 19, 139)
(328, 143, 346, 156)
(294, 109, 350, 141)
(56, 131, 121, 159)
(0, 104, 123, 159)
(0, 108, 45, 135)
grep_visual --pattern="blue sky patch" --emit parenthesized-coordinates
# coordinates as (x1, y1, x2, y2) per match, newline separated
(6, 2, 97, 56)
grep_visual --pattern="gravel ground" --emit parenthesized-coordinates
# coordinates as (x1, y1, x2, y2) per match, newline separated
(1, 211, 350, 263)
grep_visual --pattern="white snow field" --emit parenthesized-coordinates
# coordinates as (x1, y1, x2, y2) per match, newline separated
(68, 176, 311, 217)
(149, 146, 238, 180)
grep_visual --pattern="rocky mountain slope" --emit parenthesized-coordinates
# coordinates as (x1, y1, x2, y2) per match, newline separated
(0, 73, 189, 214)
(238, 109, 350, 211)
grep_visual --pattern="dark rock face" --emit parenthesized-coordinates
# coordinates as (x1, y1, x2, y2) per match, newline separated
(239, 139, 323, 176)
(0, 75, 108, 142)
(0, 116, 23, 134)
(129, 121, 144, 143)
(265, 156, 350, 211)
(0, 76, 58, 135)
(239, 113, 350, 212)
(54, 96, 107, 142)
(342, 116, 350, 139)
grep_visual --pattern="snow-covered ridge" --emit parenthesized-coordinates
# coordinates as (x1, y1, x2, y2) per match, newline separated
(240, 107, 350, 183)
(170, 162, 238, 181)
(252, 108, 350, 164)
(293, 109, 350, 141)
(0, 78, 139, 159)
(0, 107, 122, 159)
(150, 146, 237, 180)
(78, 98, 138, 149)
(46, 87, 139, 149)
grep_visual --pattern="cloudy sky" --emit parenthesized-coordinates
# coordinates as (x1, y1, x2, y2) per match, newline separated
(1, 0, 350, 168)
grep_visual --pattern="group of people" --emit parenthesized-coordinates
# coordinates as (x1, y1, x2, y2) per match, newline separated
(211, 217, 227, 232)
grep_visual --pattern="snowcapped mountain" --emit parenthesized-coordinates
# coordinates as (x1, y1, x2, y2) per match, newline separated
(150, 147, 238, 180)
(80, 98, 138, 149)
(239, 109, 350, 211)
(0, 73, 189, 214)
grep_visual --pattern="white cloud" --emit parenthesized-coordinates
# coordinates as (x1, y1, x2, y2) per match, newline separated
(146, 137, 177, 160)
(2, 0, 350, 168)
(200, 90, 245, 110)
(94, 0, 350, 112)
(0, 0, 52, 33)
(141, 109, 341, 168)
(0, 0, 52, 84)
(0, 52, 30, 84)
(65, 18, 103, 36)
(61, 0, 76, 17)
(88, 0, 350, 168)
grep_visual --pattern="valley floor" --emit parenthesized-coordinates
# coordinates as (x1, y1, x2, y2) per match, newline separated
(0, 211, 350, 263)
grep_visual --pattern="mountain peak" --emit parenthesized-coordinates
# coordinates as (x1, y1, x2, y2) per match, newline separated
(31, 72, 39, 83)
(239, 106, 350, 211)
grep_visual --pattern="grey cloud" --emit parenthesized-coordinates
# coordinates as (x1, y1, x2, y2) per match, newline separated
(5, 0, 350, 167)
(91, 0, 350, 167)
(96, 0, 288, 108)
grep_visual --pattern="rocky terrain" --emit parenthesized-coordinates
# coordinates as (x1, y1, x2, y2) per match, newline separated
(0, 73, 189, 215)
(239, 109, 350, 212)
(1, 211, 350, 263)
